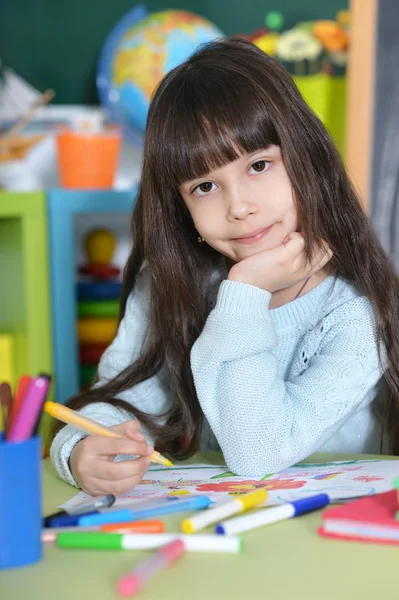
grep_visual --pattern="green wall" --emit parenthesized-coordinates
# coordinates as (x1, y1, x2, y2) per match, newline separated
(0, 0, 347, 105)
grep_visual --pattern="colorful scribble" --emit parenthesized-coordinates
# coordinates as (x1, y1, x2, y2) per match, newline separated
(195, 478, 307, 495)
(139, 479, 205, 488)
(312, 472, 342, 480)
(138, 480, 159, 485)
(353, 475, 384, 483)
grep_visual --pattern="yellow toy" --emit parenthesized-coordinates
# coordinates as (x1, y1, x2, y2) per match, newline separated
(85, 228, 116, 265)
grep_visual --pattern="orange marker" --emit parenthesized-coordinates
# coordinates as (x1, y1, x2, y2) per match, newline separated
(102, 520, 165, 534)
(41, 520, 165, 543)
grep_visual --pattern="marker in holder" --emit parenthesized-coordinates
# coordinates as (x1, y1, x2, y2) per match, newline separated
(0, 435, 42, 569)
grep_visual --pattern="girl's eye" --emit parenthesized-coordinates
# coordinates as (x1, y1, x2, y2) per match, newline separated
(193, 182, 216, 196)
(249, 160, 271, 174)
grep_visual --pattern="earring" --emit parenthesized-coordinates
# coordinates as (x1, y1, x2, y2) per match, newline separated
(197, 235, 204, 244)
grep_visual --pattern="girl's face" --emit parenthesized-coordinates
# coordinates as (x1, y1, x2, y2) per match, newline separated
(179, 146, 298, 264)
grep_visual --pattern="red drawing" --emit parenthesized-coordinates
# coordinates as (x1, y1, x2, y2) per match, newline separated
(353, 475, 384, 483)
(195, 478, 307, 494)
(138, 479, 206, 488)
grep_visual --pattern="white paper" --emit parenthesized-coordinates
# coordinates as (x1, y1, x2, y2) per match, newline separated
(60, 459, 399, 512)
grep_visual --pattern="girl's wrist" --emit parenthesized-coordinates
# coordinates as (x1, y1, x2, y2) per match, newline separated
(227, 265, 250, 285)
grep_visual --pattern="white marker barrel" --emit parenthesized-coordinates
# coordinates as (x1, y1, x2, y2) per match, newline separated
(122, 533, 243, 553)
(181, 499, 242, 533)
(216, 504, 295, 535)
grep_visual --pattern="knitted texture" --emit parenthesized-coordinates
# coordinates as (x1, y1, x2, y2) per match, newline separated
(51, 267, 385, 485)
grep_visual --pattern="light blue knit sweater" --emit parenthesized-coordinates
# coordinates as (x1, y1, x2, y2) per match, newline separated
(51, 266, 385, 486)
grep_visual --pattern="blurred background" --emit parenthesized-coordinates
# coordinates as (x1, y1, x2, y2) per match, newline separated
(0, 0, 396, 444)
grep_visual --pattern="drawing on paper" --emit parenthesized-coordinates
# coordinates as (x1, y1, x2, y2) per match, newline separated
(312, 473, 342, 480)
(194, 478, 307, 494)
(61, 459, 399, 513)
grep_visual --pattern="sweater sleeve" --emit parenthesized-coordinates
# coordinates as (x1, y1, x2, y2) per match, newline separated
(50, 267, 172, 487)
(190, 280, 383, 477)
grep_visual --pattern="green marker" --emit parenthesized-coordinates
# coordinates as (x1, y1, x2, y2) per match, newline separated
(57, 532, 243, 553)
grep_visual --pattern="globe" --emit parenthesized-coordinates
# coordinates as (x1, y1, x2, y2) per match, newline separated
(97, 6, 224, 145)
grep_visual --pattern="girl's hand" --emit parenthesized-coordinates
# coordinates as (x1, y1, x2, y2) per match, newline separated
(228, 232, 333, 292)
(69, 419, 153, 496)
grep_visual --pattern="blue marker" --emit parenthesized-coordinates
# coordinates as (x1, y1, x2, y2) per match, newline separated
(215, 493, 330, 535)
(46, 510, 100, 528)
(79, 496, 211, 526)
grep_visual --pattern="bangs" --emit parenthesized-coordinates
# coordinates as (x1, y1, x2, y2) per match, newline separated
(149, 63, 280, 186)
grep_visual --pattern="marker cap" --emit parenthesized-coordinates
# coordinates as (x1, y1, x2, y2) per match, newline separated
(238, 489, 268, 511)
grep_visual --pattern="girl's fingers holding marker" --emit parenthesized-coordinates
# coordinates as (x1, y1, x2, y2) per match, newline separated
(84, 459, 150, 496)
(70, 419, 154, 495)
(110, 419, 145, 439)
(93, 456, 151, 481)
(84, 435, 150, 458)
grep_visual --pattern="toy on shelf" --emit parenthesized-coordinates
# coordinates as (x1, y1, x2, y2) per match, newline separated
(250, 10, 284, 57)
(248, 9, 350, 77)
(77, 228, 121, 389)
(241, 9, 350, 157)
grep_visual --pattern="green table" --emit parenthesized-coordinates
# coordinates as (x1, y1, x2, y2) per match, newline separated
(2, 453, 399, 599)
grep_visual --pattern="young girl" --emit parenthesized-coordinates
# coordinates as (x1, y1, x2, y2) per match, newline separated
(51, 38, 399, 496)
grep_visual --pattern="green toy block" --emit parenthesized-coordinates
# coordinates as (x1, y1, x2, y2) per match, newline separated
(0, 192, 53, 442)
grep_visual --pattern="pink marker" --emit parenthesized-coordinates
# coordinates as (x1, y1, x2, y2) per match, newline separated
(116, 539, 185, 597)
(7, 376, 50, 442)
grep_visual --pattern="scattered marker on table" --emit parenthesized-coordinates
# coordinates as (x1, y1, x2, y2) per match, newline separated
(181, 488, 267, 533)
(56, 532, 243, 553)
(215, 493, 330, 535)
(68, 494, 116, 515)
(116, 539, 186, 597)
(42, 520, 166, 544)
(79, 496, 211, 527)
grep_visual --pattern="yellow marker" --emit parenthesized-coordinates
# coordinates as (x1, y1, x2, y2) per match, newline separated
(181, 488, 267, 533)
(44, 401, 173, 467)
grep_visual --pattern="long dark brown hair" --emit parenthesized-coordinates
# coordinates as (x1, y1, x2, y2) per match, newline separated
(63, 38, 399, 457)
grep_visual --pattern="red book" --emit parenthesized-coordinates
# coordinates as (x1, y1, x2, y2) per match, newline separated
(318, 490, 399, 545)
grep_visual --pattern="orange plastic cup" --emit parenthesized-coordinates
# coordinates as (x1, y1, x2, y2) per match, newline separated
(56, 127, 121, 189)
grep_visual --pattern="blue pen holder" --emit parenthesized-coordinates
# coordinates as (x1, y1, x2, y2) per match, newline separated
(0, 436, 42, 569)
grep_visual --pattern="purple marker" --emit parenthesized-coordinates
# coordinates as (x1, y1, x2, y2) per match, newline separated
(7, 376, 50, 442)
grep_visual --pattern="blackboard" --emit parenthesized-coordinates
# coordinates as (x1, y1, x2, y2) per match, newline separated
(0, 0, 347, 104)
